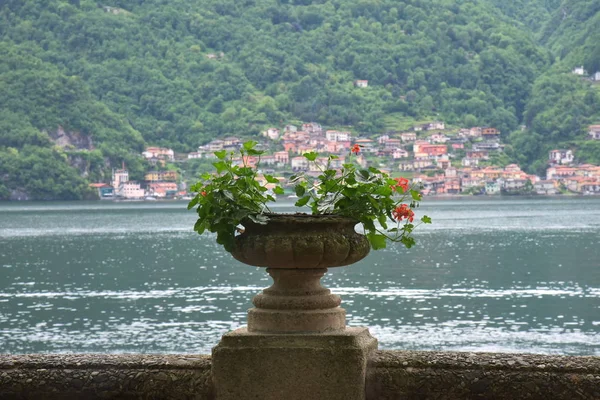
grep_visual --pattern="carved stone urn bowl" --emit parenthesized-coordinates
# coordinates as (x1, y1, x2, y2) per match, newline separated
(230, 214, 370, 333)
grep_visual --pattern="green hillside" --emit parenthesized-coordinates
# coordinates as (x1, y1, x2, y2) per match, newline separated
(509, 0, 600, 174)
(0, 0, 598, 199)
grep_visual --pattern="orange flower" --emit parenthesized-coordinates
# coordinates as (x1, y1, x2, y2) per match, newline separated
(351, 144, 360, 154)
(392, 204, 414, 222)
(391, 177, 409, 193)
(201, 191, 207, 197)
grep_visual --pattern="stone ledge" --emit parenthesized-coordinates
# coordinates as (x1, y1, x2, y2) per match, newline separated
(0, 354, 211, 370)
(2, 351, 600, 400)
(367, 350, 600, 400)
(0, 354, 213, 400)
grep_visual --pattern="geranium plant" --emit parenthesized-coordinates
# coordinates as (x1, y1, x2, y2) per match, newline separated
(188, 141, 431, 252)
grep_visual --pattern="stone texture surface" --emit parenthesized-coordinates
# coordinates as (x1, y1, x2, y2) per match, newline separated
(231, 214, 370, 268)
(0, 354, 213, 400)
(212, 327, 378, 400)
(248, 268, 347, 333)
(366, 350, 600, 400)
(2, 350, 600, 399)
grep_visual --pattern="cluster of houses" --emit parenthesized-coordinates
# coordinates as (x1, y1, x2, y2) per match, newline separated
(90, 120, 600, 199)
(89, 147, 184, 199)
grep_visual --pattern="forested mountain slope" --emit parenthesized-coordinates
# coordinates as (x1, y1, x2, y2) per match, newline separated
(509, 0, 600, 174)
(0, 0, 598, 199)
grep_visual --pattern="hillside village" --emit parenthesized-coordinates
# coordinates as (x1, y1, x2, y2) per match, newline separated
(91, 122, 600, 200)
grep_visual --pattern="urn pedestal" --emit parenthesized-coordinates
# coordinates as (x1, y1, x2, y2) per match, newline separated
(212, 215, 378, 400)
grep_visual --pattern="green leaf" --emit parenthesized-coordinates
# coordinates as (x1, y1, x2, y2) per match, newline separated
(193, 219, 206, 234)
(421, 215, 432, 224)
(295, 196, 310, 207)
(410, 189, 422, 201)
(264, 174, 279, 184)
(187, 196, 199, 210)
(376, 186, 393, 196)
(359, 169, 370, 179)
(247, 148, 265, 156)
(273, 186, 284, 195)
(295, 184, 306, 197)
(214, 150, 227, 159)
(329, 155, 339, 160)
(303, 152, 318, 161)
(213, 161, 228, 174)
(367, 233, 387, 250)
(201, 172, 211, 180)
(377, 214, 388, 229)
(243, 141, 258, 150)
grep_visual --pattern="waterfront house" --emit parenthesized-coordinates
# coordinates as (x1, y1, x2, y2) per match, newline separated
(485, 181, 500, 195)
(117, 181, 145, 199)
(147, 182, 178, 198)
(89, 183, 114, 198)
(444, 178, 461, 194)
(112, 168, 129, 190)
(534, 180, 559, 195)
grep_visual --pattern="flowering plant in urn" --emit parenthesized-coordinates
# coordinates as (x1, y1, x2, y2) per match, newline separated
(188, 141, 431, 252)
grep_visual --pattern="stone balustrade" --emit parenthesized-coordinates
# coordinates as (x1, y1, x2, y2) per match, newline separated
(1, 351, 599, 399)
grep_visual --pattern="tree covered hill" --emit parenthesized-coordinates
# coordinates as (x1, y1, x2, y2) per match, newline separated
(0, 0, 598, 199)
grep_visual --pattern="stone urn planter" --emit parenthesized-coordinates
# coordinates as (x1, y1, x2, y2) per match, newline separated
(230, 214, 370, 333)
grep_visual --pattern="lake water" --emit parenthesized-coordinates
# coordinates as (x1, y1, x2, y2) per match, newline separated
(1, 197, 599, 355)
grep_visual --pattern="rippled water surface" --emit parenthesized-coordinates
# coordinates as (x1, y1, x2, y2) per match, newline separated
(1, 198, 599, 355)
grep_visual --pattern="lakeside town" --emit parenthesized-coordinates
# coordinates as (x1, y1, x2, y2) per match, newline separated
(90, 121, 600, 200)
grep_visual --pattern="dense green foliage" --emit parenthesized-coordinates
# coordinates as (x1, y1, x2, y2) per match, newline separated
(510, 0, 600, 174)
(0, 0, 599, 199)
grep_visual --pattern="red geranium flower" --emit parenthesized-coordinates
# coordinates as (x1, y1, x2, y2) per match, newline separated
(351, 144, 361, 154)
(392, 204, 414, 222)
(201, 191, 207, 197)
(391, 177, 409, 193)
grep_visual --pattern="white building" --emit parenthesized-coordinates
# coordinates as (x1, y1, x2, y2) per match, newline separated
(589, 125, 600, 140)
(117, 181, 145, 199)
(548, 149, 574, 165)
(264, 128, 280, 140)
(112, 168, 128, 190)
(326, 130, 351, 142)
(291, 157, 309, 171)
(354, 80, 368, 88)
(572, 66, 586, 75)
